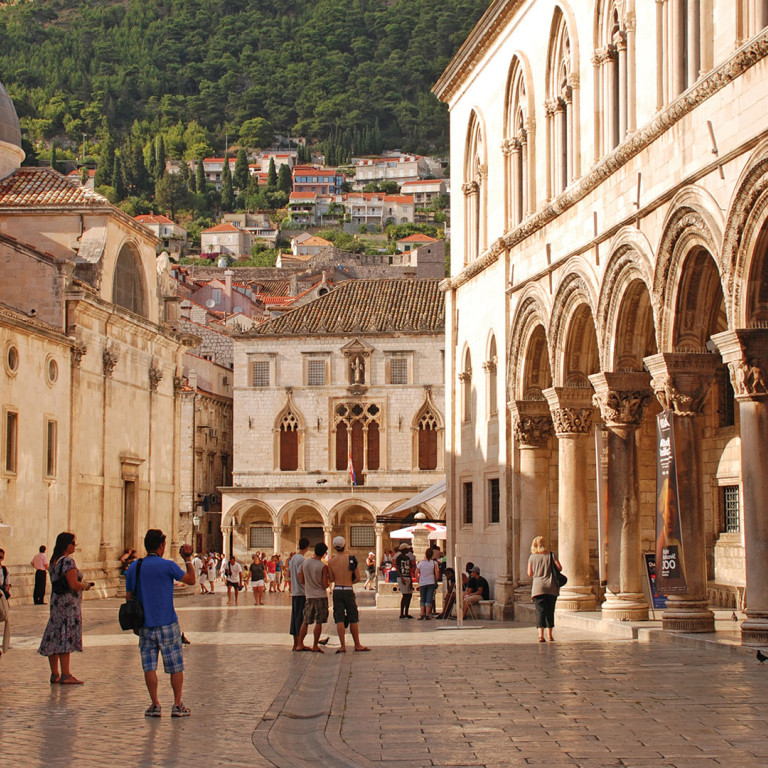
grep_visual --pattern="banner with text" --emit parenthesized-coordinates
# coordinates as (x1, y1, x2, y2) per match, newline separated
(595, 427, 609, 583)
(655, 410, 687, 594)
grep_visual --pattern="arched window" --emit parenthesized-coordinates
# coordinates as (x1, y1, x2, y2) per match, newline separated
(594, 1, 632, 157)
(279, 411, 299, 471)
(657, 0, 711, 106)
(112, 244, 146, 316)
(546, 10, 578, 197)
(463, 113, 486, 264)
(505, 58, 534, 227)
(416, 407, 439, 470)
(460, 349, 473, 423)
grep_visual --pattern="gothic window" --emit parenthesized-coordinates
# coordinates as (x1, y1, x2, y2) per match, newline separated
(417, 407, 439, 470)
(279, 411, 299, 471)
(463, 113, 486, 264)
(546, 10, 577, 197)
(594, 1, 631, 157)
(113, 244, 146, 316)
(657, 0, 709, 105)
(334, 402, 381, 481)
(505, 58, 533, 227)
(485, 336, 498, 417)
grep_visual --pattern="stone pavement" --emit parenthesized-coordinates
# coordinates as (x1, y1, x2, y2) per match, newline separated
(1, 589, 767, 768)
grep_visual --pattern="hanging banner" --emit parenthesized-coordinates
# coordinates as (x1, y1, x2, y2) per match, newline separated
(643, 553, 667, 610)
(594, 427, 609, 583)
(655, 410, 687, 593)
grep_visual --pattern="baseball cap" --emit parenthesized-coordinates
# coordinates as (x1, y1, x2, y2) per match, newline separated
(471, 566, 480, 574)
(333, 536, 345, 550)
(398, 543, 410, 551)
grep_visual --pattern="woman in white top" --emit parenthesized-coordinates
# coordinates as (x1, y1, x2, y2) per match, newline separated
(416, 548, 440, 620)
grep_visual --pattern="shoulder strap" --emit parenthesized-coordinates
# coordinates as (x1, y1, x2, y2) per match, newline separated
(134, 558, 143, 589)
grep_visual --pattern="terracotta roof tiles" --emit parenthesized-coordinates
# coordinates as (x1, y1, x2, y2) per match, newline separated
(0, 167, 112, 209)
(251, 278, 444, 336)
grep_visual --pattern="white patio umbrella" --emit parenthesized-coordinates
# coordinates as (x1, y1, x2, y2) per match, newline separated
(388, 523, 446, 541)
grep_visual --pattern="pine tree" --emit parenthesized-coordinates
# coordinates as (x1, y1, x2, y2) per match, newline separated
(157, 135, 166, 180)
(196, 157, 206, 193)
(94, 133, 115, 187)
(113, 155, 125, 200)
(233, 148, 249, 190)
(266, 158, 277, 190)
(221, 155, 235, 211)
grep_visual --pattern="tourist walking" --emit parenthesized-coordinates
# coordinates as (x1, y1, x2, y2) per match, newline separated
(192, 552, 208, 594)
(289, 539, 309, 649)
(364, 552, 376, 590)
(416, 547, 440, 620)
(327, 537, 370, 653)
(206, 552, 217, 593)
(224, 554, 243, 605)
(296, 542, 330, 652)
(527, 536, 561, 642)
(31, 545, 49, 604)
(249, 554, 265, 605)
(0, 547, 10, 600)
(125, 529, 196, 716)
(395, 543, 414, 619)
(38, 532, 92, 684)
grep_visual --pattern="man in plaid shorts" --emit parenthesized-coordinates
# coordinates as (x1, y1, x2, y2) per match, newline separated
(125, 529, 196, 717)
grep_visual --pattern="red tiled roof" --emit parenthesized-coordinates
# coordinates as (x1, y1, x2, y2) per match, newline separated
(397, 233, 438, 243)
(384, 195, 414, 203)
(202, 223, 241, 234)
(0, 167, 111, 208)
(135, 214, 175, 225)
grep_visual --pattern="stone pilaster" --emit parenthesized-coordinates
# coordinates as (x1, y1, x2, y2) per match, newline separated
(510, 400, 554, 601)
(543, 387, 596, 611)
(710, 329, 768, 646)
(644, 352, 718, 633)
(589, 372, 652, 622)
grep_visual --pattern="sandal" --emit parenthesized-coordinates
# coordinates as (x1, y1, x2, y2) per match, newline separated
(59, 674, 84, 685)
(49, 673, 61, 684)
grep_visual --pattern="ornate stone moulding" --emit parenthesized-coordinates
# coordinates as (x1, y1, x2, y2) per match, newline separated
(710, 329, 768, 400)
(643, 352, 718, 416)
(509, 400, 553, 447)
(588, 371, 652, 427)
(443, 30, 768, 293)
(543, 386, 594, 435)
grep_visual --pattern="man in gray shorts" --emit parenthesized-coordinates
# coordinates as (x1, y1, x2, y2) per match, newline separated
(296, 542, 330, 652)
(327, 536, 370, 653)
(394, 543, 414, 619)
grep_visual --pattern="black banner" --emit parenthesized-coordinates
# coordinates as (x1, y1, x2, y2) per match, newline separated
(655, 411, 687, 594)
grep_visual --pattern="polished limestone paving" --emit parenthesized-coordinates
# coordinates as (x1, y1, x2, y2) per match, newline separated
(1, 589, 766, 768)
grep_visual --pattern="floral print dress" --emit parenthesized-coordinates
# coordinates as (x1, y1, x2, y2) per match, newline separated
(38, 557, 83, 656)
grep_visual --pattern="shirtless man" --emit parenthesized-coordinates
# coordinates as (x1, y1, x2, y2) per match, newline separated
(326, 536, 370, 653)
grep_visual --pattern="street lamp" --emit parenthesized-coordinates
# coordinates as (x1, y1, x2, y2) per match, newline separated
(193, 506, 202, 551)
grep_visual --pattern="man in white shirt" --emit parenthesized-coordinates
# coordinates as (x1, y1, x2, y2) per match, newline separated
(31, 545, 49, 604)
(192, 553, 209, 594)
(224, 555, 243, 605)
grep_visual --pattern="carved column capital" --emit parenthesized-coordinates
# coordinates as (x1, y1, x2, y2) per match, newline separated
(102, 348, 119, 378)
(461, 181, 479, 196)
(643, 353, 718, 416)
(510, 400, 553, 447)
(71, 341, 88, 368)
(589, 372, 653, 428)
(710, 329, 768, 401)
(173, 375, 186, 396)
(543, 387, 594, 436)
(149, 366, 164, 392)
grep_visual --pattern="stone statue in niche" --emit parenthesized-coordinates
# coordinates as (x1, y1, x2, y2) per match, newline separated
(351, 355, 366, 385)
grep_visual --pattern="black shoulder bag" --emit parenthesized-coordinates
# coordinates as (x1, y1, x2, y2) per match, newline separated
(550, 553, 567, 587)
(118, 558, 145, 634)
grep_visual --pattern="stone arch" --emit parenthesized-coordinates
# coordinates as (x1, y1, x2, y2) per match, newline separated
(112, 241, 146, 316)
(655, 191, 727, 351)
(278, 498, 328, 528)
(597, 231, 657, 369)
(329, 498, 378, 525)
(222, 498, 277, 529)
(549, 267, 600, 386)
(722, 137, 768, 326)
(508, 284, 552, 402)
(463, 109, 488, 262)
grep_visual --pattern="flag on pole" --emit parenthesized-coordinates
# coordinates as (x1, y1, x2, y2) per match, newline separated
(347, 452, 357, 486)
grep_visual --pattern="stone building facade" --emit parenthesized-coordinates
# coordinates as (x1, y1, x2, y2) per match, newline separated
(0, 85, 192, 600)
(435, 1, 768, 643)
(221, 278, 446, 567)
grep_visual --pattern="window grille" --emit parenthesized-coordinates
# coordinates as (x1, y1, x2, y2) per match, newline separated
(350, 526, 375, 548)
(5, 411, 17, 473)
(249, 526, 272, 549)
(390, 358, 408, 385)
(463, 482, 473, 525)
(252, 361, 270, 387)
(723, 486, 740, 534)
(489, 478, 500, 524)
(307, 359, 326, 386)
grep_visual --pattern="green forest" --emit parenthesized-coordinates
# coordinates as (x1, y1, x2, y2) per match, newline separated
(0, 0, 487, 159)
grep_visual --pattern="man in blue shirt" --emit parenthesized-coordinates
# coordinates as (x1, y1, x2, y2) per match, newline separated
(125, 529, 195, 717)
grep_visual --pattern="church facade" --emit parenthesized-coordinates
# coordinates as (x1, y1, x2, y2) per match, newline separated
(435, 1, 768, 644)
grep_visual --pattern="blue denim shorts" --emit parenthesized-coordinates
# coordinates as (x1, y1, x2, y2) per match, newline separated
(419, 583, 437, 607)
(138, 621, 184, 674)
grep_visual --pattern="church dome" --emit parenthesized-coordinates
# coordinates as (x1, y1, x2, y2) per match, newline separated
(0, 80, 24, 178)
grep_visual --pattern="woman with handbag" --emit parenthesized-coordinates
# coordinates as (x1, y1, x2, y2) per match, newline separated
(38, 531, 92, 683)
(527, 536, 562, 643)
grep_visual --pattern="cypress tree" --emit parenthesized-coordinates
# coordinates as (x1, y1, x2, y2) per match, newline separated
(94, 133, 115, 187)
(221, 155, 235, 211)
(113, 155, 125, 200)
(146, 141, 157, 182)
(233, 148, 249, 190)
(266, 157, 277, 190)
(50, 142, 58, 172)
(196, 157, 206, 193)
(157, 135, 166, 179)
(277, 163, 292, 194)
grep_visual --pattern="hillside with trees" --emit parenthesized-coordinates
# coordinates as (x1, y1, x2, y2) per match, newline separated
(0, 0, 487, 159)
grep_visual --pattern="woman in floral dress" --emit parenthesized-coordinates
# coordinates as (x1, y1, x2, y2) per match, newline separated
(38, 532, 92, 684)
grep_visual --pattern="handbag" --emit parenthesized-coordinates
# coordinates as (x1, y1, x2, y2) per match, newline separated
(118, 558, 145, 634)
(550, 553, 567, 587)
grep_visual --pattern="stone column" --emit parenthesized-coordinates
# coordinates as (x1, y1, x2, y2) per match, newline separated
(374, 522, 384, 572)
(510, 400, 554, 599)
(590, 373, 653, 621)
(323, 525, 334, 551)
(272, 525, 281, 555)
(711, 329, 768, 645)
(543, 387, 596, 611)
(644, 352, 717, 632)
